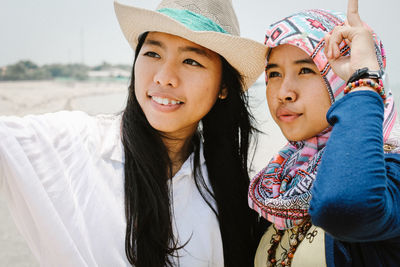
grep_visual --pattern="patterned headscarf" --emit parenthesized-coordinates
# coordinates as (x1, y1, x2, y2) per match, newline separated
(248, 9, 399, 230)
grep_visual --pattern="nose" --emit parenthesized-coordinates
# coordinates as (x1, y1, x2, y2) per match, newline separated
(278, 76, 297, 103)
(153, 61, 179, 88)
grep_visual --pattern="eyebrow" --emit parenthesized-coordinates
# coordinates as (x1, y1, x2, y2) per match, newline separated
(144, 38, 211, 59)
(294, 58, 315, 65)
(144, 39, 164, 48)
(178, 46, 211, 59)
(266, 58, 315, 70)
(265, 63, 278, 71)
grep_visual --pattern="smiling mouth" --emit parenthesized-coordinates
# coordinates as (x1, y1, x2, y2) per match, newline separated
(150, 96, 183, 105)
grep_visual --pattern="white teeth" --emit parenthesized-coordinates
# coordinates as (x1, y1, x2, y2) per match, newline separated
(151, 96, 181, 105)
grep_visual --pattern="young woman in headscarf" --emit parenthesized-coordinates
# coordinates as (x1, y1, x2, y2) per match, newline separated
(249, 0, 400, 266)
(0, 0, 267, 266)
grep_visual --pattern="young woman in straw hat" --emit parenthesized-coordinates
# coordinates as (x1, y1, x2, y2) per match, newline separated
(249, 0, 400, 266)
(0, 0, 267, 266)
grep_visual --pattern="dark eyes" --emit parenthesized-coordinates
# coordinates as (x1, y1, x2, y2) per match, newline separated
(267, 71, 281, 78)
(143, 51, 160, 58)
(267, 67, 316, 79)
(183, 59, 202, 67)
(299, 67, 315, 74)
(143, 51, 203, 67)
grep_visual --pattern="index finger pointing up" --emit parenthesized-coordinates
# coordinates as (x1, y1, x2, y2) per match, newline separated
(347, 0, 363, 26)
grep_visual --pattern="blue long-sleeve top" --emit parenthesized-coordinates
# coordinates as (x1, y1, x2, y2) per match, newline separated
(309, 91, 400, 266)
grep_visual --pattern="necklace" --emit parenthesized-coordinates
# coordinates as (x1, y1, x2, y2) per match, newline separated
(266, 217, 313, 267)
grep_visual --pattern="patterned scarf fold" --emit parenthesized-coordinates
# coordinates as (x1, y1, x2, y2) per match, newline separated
(249, 9, 399, 230)
(249, 129, 330, 229)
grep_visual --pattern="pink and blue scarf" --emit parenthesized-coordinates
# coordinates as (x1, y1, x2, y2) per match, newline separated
(248, 9, 398, 230)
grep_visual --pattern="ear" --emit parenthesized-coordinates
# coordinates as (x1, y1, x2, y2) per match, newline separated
(218, 87, 228, 100)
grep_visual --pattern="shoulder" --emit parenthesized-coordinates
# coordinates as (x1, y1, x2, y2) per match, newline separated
(0, 110, 94, 133)
(0, 111, 123, 157)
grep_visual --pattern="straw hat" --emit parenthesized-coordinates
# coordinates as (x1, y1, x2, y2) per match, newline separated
(114, 0, 267, 90)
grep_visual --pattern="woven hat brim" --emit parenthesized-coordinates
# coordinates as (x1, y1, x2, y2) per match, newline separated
(114, 2, 267, 90)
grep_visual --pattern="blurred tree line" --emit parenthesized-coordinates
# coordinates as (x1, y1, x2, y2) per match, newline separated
(0, 61, 131, 81)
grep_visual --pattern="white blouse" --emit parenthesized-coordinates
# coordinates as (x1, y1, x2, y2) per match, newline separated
(0, 111, 223, 267)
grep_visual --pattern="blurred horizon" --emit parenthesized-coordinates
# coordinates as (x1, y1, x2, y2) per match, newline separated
(1, 0, 399, 84)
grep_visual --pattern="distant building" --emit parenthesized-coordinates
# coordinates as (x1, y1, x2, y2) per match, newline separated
(88, 68, 130, 79)
(0, 66, 6, 76)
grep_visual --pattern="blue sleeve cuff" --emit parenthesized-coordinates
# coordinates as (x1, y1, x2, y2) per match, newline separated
(326, 90, 384, 126)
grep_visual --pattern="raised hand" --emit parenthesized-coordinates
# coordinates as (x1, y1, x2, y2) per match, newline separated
(324, 0, 380, 82)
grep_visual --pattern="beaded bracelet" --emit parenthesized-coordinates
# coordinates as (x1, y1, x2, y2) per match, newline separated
(344, 78, 386, 101)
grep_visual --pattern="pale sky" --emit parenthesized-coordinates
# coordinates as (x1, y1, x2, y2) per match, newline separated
(1, 0, 399, 85)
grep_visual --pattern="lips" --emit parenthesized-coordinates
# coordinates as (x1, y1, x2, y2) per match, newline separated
(276, 107, 302, 122)
(147, 92, 184, 113)
(151, 96, 183, 105)
(148, 92, 184, 106)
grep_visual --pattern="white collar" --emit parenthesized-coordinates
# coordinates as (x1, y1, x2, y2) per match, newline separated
(172, 144, 205, 183)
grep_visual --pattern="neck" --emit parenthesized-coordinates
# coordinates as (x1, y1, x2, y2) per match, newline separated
(163, 135, 194, 177)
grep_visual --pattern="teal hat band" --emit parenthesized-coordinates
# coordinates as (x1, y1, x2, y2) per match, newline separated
(157, 8, 227, 34)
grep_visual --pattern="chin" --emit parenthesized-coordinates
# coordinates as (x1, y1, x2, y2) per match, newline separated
(281, 129, 303, 142)
(285, 132, 323, 142)
(283, 132, 310, 142)
(147, 120, 170, 132)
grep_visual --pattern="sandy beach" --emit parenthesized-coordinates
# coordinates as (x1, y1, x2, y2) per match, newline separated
(0, 80, 285, 266)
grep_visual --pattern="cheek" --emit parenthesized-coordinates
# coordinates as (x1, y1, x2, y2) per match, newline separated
(200, 89, 220, 116)
(190, 71, 221, 100)
(196, 88, 219, 112)
(133, 63, 142, 90)
(266, 87, 277, 115)
(134, 61, 152, 99)
(133, 78, 145, 103)
(308, 96, 331, 127)
(320, 100, 331, 114)
(134, 57, 152, 83)
(310, 80, 331, 113)
(317, 91, 332, 115)
(133, 58, 143, 77)
(266, 85, 271, 101)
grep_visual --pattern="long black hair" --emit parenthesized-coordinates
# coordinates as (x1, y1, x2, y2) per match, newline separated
(122, 32, 262, 267)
